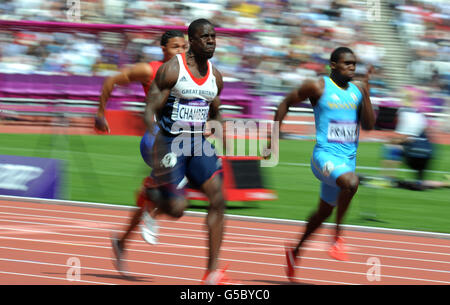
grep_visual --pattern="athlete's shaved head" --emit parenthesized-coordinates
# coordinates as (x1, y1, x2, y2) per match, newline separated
(187, 18, 216, 60)
(330, 47, 354, 64)
(188, 19, 213, 39)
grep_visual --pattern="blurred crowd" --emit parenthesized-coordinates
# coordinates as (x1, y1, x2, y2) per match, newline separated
(390, 0, 449, 91)
(0, 0, 448, 105)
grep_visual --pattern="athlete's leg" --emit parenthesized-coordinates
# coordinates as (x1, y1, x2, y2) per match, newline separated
(116, 176, 154, 249)
(185, 135, 226, 273)
(200, 174, 226, 272)
(149, 182, 189, 219)
(286, 183, 336, 280)
(139, 128, 159, 218)
(116, 207, 144, 249)
(308, 151, 356, 261)
(293, 198, 334, 257)
(147, 130, 190, 219)
(112, 196, 146, 276)
(334, 172, 359, 241)
(111, 129, 160, 275)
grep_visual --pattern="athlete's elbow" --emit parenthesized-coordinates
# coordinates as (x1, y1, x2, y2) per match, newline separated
(102, 76, 116, 90)
(274, 102, 288, 121)
(361, 110, 376, 130)
(108, 73, 130, 87)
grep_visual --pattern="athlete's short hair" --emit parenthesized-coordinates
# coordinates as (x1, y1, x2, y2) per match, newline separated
(188, 19, 213, 39)
(160, 30, 184, 46)
(330, 47, 354, 64)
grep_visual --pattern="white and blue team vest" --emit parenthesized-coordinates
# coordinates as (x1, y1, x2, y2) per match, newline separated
(313, 76, 363, 158)
(158, 53, 218, 135)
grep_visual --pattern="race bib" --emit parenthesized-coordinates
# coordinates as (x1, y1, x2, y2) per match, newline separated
(172, 100, 210, 123)
(327, 121, 358, 143)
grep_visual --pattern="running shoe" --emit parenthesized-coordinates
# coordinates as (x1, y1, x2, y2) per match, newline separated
(328, 237, 349, 261)
(201, 265, 240, 285)
(111, 234, 129, 277)
(285, 244, 297, 282)
(141, 210, 159, 245)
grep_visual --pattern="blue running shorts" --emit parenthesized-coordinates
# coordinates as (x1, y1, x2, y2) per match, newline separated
(140, 126, 160, 169)
(150, 131, 222, 198)
(310, 148, 356, 206)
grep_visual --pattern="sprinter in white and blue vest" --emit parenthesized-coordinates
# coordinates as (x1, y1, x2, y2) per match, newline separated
(273, 47, 376, 282)
(142, 19, 237, 285)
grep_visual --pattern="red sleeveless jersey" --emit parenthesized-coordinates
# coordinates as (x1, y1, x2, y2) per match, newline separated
(142, 60, 163, 97)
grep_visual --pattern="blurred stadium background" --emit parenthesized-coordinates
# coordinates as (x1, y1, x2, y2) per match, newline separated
(0, 0, 449, 233)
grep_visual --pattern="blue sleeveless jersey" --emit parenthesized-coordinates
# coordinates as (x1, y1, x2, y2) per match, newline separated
(313, 76, 363, 158)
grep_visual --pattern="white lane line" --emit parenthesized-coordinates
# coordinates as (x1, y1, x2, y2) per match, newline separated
(0, 258, 200, 284)
(1, 217, 450, 264)
(2, 238, 449, 277)
(0, 270, 116, 285)
(0, 246, 350, 285)
(0, 230, 449, 280)
(2, 204, 450, 249)
(1, 211, 449, 260)
(1, 196, 449, 240)
(1, 242, 448, 285)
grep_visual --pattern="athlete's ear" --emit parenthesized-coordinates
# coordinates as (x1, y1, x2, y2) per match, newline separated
(330, 61, 337, 70)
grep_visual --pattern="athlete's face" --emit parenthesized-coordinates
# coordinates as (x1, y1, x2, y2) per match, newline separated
(331, 52, 357, 81)
(189, 24, 216, 59)
(162, 36, 187, 60)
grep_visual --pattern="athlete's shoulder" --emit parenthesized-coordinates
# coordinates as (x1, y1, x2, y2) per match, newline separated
(313, 76, 325, 88)
(154, 56, 180, 88)
(133, 62, 153, 72)
(210, 64, 222, 80)
(161, 55, 180, 69)
(158, 56, 180, 75)
(121, 62, 153, 83)
(210, 63, 223, 91)
(349, 80, 364, 93)
(300, 77, 324, 95)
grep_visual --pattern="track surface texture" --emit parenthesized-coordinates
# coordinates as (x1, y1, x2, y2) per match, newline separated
(0, 197, 448, 285)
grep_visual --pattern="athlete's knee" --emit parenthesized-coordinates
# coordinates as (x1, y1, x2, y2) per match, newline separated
(317, 200, 334, 219)
(209, 190, 225, 213)
(202, 176, 226, 213)
(337, 173, 359, 195)
(165, 197, 188, 219)
(206, 184, 225, 215)
(147, 185, 187, 219)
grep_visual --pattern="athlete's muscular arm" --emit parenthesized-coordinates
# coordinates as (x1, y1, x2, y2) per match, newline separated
(208, 67, 224, 122)
(274, 78, 322, 127)
(264, 79, 322, 156)
(95, 63, 153, 133)
(144, 57, 179, 132)
(355, 65, 375, 131)
(207, 67, 227, 151)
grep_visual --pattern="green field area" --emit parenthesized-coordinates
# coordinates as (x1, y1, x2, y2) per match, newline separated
(1, 133, 449, 234)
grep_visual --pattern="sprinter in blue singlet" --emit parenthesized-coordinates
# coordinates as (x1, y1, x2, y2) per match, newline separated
(273, 47, 376, 282)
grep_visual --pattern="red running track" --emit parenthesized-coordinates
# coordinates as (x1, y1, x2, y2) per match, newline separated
(0, 197, 449, 285)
